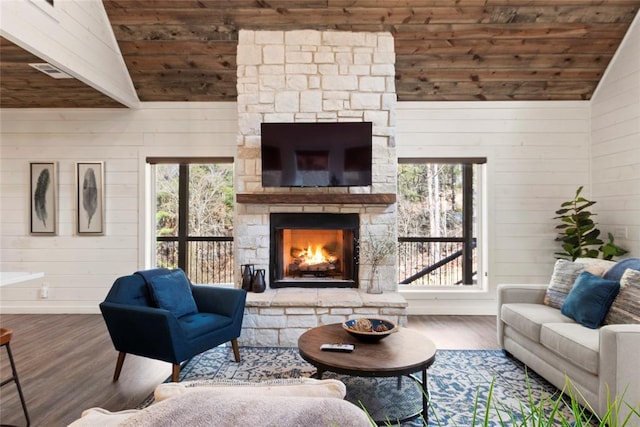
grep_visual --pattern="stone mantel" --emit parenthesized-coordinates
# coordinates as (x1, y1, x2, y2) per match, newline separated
(236, 193, 396, 205)
(246, 288, 407, 308)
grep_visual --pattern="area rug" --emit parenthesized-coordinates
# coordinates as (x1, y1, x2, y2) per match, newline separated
(145, 346, 576, 426)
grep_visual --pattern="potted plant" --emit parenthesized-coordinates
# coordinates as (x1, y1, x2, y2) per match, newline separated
(554, 186, 627, 261)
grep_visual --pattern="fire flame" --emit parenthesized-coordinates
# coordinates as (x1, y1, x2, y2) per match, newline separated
(303, 243, 327, 265)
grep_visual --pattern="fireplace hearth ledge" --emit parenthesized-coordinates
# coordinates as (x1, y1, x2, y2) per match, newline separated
(239, 288, 408, 347)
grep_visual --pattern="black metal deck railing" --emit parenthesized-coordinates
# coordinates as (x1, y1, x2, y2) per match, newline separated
(156, 236, 475, 286)
(398, 237, 477, 286)
(156, 236, 234, 284)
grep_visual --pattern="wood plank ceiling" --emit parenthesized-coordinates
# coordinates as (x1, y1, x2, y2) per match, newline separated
(1, 0, 639, 108)
(0, 37, 125, 108)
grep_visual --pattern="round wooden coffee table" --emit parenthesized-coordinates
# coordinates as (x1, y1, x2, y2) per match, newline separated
(298, 323, 436, 424)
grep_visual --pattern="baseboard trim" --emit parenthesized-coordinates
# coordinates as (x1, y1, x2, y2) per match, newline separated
(0, 305, 101, 314)
(404, 298, 497, 315)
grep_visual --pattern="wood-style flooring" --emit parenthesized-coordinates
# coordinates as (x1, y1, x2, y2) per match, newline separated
(0, 314, 499, 426)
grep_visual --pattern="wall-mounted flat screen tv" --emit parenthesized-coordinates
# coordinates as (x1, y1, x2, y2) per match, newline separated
(261, 122, 372, 187)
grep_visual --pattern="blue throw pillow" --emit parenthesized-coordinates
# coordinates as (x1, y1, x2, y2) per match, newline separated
(561, 271, 620, 329)
(603, 258, 640, 282)
(148, 269, 198, 318)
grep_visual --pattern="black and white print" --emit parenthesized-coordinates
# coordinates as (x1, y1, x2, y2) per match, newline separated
(30, 162, 57, 235)
(76, 162, 104, 234)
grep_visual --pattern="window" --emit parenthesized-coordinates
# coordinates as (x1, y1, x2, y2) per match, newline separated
(397, 158, 485, 287)
(148, 157, 234, 284)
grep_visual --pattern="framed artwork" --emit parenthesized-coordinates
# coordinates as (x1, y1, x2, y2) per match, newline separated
(76, 161, 104, 235)
(30, 162, 57, 235)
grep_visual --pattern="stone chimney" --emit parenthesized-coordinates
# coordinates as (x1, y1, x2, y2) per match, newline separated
(235, 29, 398, 292)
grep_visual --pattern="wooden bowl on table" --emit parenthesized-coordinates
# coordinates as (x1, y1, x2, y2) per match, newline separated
(342, 318, 397, 343)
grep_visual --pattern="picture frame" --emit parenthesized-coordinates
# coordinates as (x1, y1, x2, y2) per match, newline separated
(30, 162, 57, 235)
(76, 161, 104, 235)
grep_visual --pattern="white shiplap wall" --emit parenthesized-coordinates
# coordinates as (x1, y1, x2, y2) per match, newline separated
(3, 14, 640, 314)
(0, 103, 237, 313)
(396, 101, 591, 314)
(590, 12, 640, 256)
(0, 101, 591, 314)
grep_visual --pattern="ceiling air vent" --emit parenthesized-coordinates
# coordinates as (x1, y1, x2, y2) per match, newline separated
(28, 63, 73, 79)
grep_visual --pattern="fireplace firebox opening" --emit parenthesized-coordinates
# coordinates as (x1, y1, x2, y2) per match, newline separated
(270, 213, 359, 288)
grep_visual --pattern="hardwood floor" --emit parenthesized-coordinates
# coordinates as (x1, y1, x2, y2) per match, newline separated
(0, 314, 499, 426)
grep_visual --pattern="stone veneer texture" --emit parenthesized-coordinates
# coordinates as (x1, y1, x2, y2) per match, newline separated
(235, 29, 399, 293)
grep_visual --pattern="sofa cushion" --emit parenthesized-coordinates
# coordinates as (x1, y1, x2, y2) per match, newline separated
(540, 323, 600, 375)
(501, 303, 575, 343)
(147, 269, 198, 318)
(603, 258, 640, 282)
(604, 268, 640, 325)
(119, 392, 371, 427)
(69, 379, 367, 427)
(573, 257, 615, 274)
(154, 379, 347, 402)
(561, 271, 620, 329)
(544, 259, 585, 309)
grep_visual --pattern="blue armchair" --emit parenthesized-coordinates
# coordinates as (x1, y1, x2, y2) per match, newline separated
(100, 268, 246, 382)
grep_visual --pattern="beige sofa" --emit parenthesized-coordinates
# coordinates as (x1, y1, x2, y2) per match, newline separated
(68, 378, 371, 426)
(497, 257, 640, 422)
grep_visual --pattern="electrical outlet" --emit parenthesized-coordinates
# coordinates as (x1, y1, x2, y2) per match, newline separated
(613, 227, 628, 239)
(40, 283, 49, 299)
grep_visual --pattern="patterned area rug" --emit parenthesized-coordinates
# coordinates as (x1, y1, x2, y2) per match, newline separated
(146, 346, 574, 426)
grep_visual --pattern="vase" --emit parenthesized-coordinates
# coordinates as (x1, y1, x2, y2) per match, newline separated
(251, 269, 266, 293)
(241, 264, 254, 291)
(367, 269, 383, 294)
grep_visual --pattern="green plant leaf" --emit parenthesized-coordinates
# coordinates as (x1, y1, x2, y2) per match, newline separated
(575, 210, 594, 219)
(585, 249, 600, 258)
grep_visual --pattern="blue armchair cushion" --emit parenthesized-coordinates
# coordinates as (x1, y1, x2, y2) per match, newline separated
(147, 269, 198, 318)
(178, 312, 234, 340)
(561, 271, 620, 329)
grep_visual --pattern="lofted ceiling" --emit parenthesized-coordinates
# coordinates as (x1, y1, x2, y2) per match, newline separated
(1, 0, 639, 108)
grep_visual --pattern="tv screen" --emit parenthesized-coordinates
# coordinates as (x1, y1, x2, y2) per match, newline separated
(261, 122, 372, 187)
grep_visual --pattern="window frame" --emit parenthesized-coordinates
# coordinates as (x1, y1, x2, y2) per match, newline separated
(146, 157, 234, 284)
(397, 157, 487, 291)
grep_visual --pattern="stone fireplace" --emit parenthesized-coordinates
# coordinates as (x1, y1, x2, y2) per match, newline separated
(234, 29, 407, 346)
